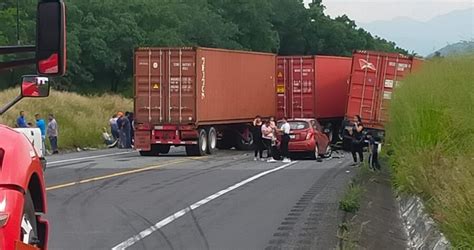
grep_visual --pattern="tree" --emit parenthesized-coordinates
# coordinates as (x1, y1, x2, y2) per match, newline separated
(210, 0, 280, 52)
(270, 0, 308, 55)
(0, 0, 409, 94)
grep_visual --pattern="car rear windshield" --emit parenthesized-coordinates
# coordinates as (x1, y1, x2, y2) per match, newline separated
(288, 121, 309, 130)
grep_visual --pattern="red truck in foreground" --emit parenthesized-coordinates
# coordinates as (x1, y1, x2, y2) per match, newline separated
(134, 47, 276, 156)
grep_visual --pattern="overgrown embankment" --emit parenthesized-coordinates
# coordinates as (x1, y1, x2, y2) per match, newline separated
(0, 89, 132, 150)
(386, 55, 474, 247)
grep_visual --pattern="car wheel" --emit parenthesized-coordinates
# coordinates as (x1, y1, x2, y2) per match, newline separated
(324, 144, 332, 158)
(312, 144, 320, 160)
(21, 192, 38, 245)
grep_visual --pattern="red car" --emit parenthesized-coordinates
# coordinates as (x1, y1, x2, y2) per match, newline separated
(278, 118, 332, 159)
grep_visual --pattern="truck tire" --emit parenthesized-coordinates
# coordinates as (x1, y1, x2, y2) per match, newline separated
(186, 129, 207, 156)
(206, 127, 217, 154)
(157, 145, 171, 154)
(21, 191, 38, 245)
(235, 130, 253, 151)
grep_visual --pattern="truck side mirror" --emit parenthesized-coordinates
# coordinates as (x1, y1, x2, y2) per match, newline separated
(21, 75, 50, 98)
(36, 0, 66, 76)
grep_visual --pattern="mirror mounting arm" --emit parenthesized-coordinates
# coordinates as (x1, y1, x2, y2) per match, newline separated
(0, 95, 23, 116)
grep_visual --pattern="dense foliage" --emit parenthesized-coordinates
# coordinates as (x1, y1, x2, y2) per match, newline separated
(1, 0, 407, 95)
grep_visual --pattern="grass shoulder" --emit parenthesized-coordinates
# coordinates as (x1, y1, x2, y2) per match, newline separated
(0, 89, 132, 150)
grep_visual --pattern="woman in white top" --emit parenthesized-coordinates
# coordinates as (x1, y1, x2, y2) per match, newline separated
(280, 117, 291, 163)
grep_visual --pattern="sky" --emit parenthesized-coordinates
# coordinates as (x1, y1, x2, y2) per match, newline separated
(304, 0, 474, 23)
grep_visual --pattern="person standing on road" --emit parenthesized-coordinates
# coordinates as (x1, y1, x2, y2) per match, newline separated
(280, 117, 291, 163)
(47, 114, 59, 154)
(251, 115, 264, 161)
(127, 112, 135, 146)
(16, 111, 28, 128)
(116, 112, 124, 148)
(35, 114, 47, 155)
(262, 120, 276, 163)
(349, 115, 364, 166)
(109, 114, 119, 140)
(269, 116, 277, 145)
(367, 132, 381, 171)
(121, 112, 132, 149)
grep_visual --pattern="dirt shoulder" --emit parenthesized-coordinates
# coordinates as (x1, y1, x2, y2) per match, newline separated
(339, 166, 407, 250)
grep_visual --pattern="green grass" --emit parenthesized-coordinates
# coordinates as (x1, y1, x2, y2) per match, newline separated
(386, 55, 474, 248)
(339, 182, 363, 213)
(0, 89, 132, 150)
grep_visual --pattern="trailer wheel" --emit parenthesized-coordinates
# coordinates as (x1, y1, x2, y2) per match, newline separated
(206, 127, 217, 154)
(21, 191, 38, 245)
(235, 130, 253, 151)
(186, 129, 207, 156)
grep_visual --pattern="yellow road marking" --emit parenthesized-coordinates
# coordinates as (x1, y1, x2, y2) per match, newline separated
(46, 158, 194, 191)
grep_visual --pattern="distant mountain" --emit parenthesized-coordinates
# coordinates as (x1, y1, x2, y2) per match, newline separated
(358, 8, 474, 56)
(428, 41, 474, 57)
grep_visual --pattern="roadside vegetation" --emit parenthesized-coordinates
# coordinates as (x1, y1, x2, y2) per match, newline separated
(337, 164, 373, 249)
(386, 55, 474, 247)
(0, 89, 132, 150)
(339, 183, 363, 213)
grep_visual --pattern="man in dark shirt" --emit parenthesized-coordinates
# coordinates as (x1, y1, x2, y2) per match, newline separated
(350, 115, 364, 166)
(120, 113, 132, 149)
(251, 115, 264, 161)
(16, 111, 28, 128)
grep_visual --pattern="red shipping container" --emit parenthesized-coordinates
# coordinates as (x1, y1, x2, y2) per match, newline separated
(134, 47, 276, 126)
(346, 50, 421, 130)
(314, 56, 352, 119)
(276, 55, 352, 120)
(134, 47, 276, 156)
(276, 56, 315, 119)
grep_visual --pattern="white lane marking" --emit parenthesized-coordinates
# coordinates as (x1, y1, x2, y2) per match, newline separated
(48, 151, 135, 165)
(111, 161, 298, 250)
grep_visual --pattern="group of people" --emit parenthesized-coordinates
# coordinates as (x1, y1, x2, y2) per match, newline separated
(16, 111, 59, 154)
(251, 116, 291, 163)
(346, 115, 380, 170)
(108, 111, 134, 149)
(250, 114, 380, 170)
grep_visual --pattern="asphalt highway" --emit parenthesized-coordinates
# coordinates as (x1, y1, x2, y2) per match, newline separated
(44, 148, 355, 250)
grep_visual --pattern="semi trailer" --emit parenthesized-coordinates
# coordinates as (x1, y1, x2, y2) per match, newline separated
(134, 47, 276, 156)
